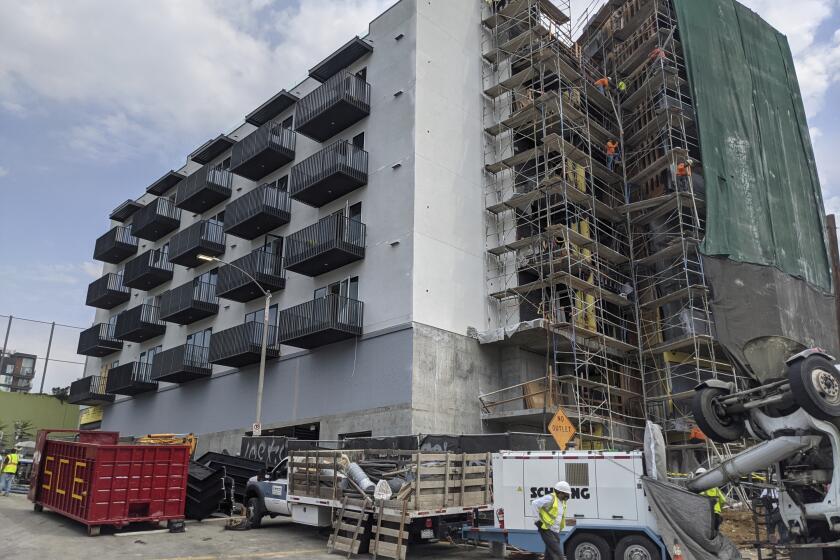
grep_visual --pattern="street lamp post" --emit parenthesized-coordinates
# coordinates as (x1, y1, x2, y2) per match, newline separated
(198, 254, 271, 433)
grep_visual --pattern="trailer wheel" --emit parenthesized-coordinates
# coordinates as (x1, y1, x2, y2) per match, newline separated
(246, 496, 264, 529)
(567, 532, 611, 560)
(691, 387, 745, 442)
(788, 355, 840, 420)
(33, 504, 43, 513)
(87, 525, 101, 537)
(614, 534, 659, 560)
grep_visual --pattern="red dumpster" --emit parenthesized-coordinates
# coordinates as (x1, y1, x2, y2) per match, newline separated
(28, 429, 189, 535)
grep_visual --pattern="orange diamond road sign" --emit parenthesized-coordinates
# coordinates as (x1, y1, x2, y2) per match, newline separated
(548, 406, 576, 450)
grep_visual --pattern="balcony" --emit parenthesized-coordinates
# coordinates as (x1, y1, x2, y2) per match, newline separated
(289, 140, 368, 207)
(168, 220, 226, 267)
(123, 247, 174, 290)
(294, 70, 371, 142)
(93, 226, 138, 264)
(114, 303, 166, 342)
(68, 375, 114, 406)
(216, 248, 286, 302)
(159, 279, 219, 325)
(105, 362, 158, 396)
(85, 273, 130, 310)
(77, 323, 123, 357)
(279, 294, 363, 349)
(224, 183, 291, 240)
(151, 344, 212, 383)
(132, 198, 182, 241)
(230, 122, 296, 181)
(209, 322, 280, 367)
(175, 166, 232, 213)
(284, 215, 365, 276)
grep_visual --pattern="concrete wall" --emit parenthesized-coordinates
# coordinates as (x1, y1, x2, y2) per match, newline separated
(0, 392, 79, 438)
(410, 322, 500, 434)
(412, 1, 487, 337)
(102, 324, 414, 436)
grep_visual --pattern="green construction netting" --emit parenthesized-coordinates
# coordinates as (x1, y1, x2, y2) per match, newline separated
(673, 0, 833, 293)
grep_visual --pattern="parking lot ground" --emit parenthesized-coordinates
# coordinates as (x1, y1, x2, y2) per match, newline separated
(0, 493, 500, 559)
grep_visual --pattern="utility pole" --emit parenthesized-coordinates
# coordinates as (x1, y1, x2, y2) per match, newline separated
(0, 316, 12, 384)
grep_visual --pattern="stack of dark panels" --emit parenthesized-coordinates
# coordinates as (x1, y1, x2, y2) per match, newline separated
(194, 452, 263, 503)
(185, 462, 226, 520)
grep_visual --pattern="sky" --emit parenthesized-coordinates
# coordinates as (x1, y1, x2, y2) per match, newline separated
(0, 0, 838, 389)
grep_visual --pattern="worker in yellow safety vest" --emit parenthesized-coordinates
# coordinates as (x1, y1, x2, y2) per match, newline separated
(1, 448, 19, 496)
(695, 468, 726, 531)
(531, 481, 572, 560)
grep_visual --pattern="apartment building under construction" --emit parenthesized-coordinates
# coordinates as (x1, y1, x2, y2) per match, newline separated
(477, 0, 836, 469)
(75, 0, 834, 466)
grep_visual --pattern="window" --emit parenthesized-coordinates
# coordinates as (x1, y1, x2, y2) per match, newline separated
(356, 67, 367, 81)
(245, 304, 279, 327)
(266, 175, 288, 192)
(281, 115, 293, 130)
(139, 345, 162, 365)
(314, 276, 358, 300)
(187, 327, 212, 348)
(219, 157, 231, 171)
(352, 132, 365, 149)
(208, 211, 224, 228)
(339, 430, 372, 440)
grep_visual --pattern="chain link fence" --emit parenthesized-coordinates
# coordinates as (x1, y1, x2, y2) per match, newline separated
(0, 314, 86, 395)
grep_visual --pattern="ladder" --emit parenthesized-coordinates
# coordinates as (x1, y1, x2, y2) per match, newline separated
(327, 496, 369, 558)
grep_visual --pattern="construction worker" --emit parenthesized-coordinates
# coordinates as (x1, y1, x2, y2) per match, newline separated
(532, 481, 572, 560)
(676, 159, 692, 191)
(761, 487, 790, 544)
(649, 47, 666, 61)
(606, 139, 620, 172)
(594, 76, 610, 95)
(694, 468, 726, 531)
(617, 80, 627, 98)
(1, 448, 19, 496)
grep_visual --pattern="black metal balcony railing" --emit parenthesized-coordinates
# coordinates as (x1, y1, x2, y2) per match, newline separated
(216, 249, 286, 302)
(68, 375, 115, 406)
(224, 183, 291, 240)
(279, 294, 363, 349)
(284, 214, 365, 276)
(208, 322, 280, 367)
(151, 343, 212, 383)
(289, 140, 368, 207)
(77, 323, 123, 357)
(159, 279, 219, 325)
(123, 247, 174, 290)
(105, 362, 158, 396)
(85, 272, 131, 310)
(132, 198, 182, 241)
(175, 165, 233, 213)
(168, 220, 226, 267)
(230, 121, 296, 181)
(94, 225, 138, 263)
(295, 70, 371, 142)
(114, 303, 166, 342)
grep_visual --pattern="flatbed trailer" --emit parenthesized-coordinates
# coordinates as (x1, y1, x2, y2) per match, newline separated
(285, 449, 494, 559)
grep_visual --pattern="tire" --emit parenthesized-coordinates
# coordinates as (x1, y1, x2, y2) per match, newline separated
(33, 503, 43, 513)
(566, 532, 611, 560)
(247, 496, 264, 529)
(691, 387, 745, 443)
(788, 355, 840, 420)
(614, 534, 659, 560)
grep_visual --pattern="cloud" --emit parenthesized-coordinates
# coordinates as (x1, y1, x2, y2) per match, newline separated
(0, 0, 395, 162)
(0, 166, 7, 178)
(0, 261, 100, 287)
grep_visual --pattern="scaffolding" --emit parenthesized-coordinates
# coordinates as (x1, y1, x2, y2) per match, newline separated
(478, 0, 746, 465)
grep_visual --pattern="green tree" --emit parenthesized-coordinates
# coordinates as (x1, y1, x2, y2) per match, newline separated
(13, 420, 33, 443)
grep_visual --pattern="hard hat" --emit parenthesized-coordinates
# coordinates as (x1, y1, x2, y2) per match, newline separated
(686, 158, 694, 165)
(694, 467, 707, 476)
(555, 481, 572, 494)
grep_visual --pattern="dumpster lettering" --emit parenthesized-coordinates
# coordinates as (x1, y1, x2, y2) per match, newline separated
(40, 456, 87, 501)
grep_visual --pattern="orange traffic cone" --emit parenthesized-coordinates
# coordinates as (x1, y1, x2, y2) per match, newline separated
(672, 542, 684, 560)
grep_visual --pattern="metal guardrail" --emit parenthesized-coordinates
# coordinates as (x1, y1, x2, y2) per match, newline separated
(177, 165, 233, 206)
(160, 279, 218, 318)
(169, 220, 225, 261)
(225, 183, 291, 232)
(94, 226, 138, 259)
(152, 343, 211, 379)
(86, 272, 129, 305)
(284, 214, 365, 267)
(69, 375, 109, 399)
(231, 120, 296, 170)
(290, 140, 368, 197)
(295, 70, 370, 130)
(279, 294, 363, 341)
(133, 198, 181, 231)
(217, 249, 285, 294)
(208, 321, 279, 363)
